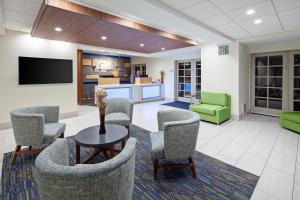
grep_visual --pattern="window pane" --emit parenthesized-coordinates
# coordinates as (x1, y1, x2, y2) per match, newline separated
(196, 61, 201, 66)
(269, 78, 282, 87)
(269, 55, 282, 66)
(197, 77, 201, 84)
(196, 85, 201, 92)
(196, 68, 201, 76)
(295, 54, 300, 65)
(255, 98, 267, 108)
(256, 67, 267, 76)
(178, 91, 184, 97)
(185, 77, 191, 83)
(295, 66, 300, 77)
(185, 70, 191, 76)
(294, 101, 300, 111)
(269, 88, 282, 99)
(178, 84, 184, 91)
(178, 77, 184, 83)
(185, 83, 191, 92)
(269, 67, 282, 76)
(179, 63, 184, 70)
(255, 88, 267, 97)
(295, 78, 300, 88)
(185, 63, 191, 69)
(179, 70, 184, 76)
(255, 57, 267, 66)
(294, 90, 300, 100)
(269, 99, 282, 109)
(255, 77, 267, 87)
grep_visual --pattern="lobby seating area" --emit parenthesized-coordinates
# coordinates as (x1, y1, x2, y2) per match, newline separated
(1, 0, 300, 199)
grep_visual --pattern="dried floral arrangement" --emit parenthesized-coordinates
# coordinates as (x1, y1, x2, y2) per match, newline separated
(95, 88, 107, 113)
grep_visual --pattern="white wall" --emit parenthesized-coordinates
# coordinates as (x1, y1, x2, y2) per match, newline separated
(249, 41, 300, 54)
(200, 42, 250, 119)
(0, 31, 78, 128)
(200, 42, 240, 118)
(132, 48, 201, 100)
(238, 44, 250, 116)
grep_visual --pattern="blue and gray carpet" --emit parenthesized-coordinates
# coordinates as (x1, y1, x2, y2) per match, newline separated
(1, 125, 259, 199)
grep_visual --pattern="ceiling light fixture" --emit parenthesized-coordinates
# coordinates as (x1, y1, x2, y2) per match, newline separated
(254, 19, 262, 24)
(246, 9, 255, 15)
(54, 27, 62, 32)
(140, 43, 144, 47)
(161, 47, 165, 51)
(101, 36, 107, 40)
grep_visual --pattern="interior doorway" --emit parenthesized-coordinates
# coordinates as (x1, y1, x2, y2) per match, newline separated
(175, 59, 201, 103)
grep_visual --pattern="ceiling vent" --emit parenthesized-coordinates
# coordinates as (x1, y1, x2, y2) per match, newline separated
(218, 45, 229, 56)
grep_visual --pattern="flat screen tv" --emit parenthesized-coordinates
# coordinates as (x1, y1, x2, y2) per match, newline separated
(19, 57, 73, 85)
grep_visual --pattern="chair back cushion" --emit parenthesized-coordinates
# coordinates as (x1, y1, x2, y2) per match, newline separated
(35, 138, 136, 200)
(161, 110, 200, 160)
(201, 91, 228, 107)
(105, 98, 133, 122)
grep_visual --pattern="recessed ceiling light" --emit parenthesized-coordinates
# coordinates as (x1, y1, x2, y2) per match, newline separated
(161, 47, 165, 51)
(54, 27, 62, 32)
(140, 43, 144, 47)
(101, 36, 107, 40)
(254, 19, 262, 24)
(117, 52, 121, 54)
(246, 9, 255, 15)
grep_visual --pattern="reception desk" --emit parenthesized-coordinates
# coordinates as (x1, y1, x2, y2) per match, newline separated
(95, 83, 164, 103)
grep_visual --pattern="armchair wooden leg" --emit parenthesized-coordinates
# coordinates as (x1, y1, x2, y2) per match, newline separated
(11, 145, 21, 165)
(189, 158, 196, 178)
(59, 132, 64, 138)
(154, 159, 159, 181)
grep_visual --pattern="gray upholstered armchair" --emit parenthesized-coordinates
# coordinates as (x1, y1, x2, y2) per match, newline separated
(105, 98, 133, 137)
(10, 106, 65, 164)
(35, 138, 137, 200)
(150, 109, 200, 180)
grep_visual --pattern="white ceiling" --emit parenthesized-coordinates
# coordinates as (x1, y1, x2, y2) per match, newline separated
(1, 0, 300, 45)
(160, 0, 300, 40)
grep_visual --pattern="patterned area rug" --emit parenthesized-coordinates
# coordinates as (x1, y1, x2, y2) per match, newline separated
(162, 101, 190, 110)
(1, 125, 259, 200)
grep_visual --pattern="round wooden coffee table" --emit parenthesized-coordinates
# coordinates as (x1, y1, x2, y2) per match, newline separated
(75, 124, 128, 164)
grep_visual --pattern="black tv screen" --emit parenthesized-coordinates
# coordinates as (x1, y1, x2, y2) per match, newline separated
(19, 57, 73, 85)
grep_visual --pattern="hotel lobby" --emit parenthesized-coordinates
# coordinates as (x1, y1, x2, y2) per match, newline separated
(1, 0, 300, 199)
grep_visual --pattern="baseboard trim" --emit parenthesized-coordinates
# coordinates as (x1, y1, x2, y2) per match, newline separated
(0, 111, 79, 130)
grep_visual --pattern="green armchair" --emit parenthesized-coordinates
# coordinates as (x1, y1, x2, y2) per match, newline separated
(189, 91, 231, 125)
(279, 111, 300, 133)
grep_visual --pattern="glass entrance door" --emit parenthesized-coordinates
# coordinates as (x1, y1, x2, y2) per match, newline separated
(251, 53, 287, 115)
(176, 60, 201, 103)
(289, 51, 300, 111)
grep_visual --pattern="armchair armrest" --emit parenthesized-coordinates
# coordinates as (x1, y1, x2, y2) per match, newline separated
(216, 106, 230, 123)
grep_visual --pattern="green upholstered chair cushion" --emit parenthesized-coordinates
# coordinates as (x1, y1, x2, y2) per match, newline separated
(282, 113, 300, 123)
(201, 92, 228, 106)
(189, 104, 222, 115)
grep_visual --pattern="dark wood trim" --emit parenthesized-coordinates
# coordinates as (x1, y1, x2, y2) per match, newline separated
(47, 0, 100, 18)
(153, 157, 197, 180)
(77, 49, 83, 105)
(31, 0, 47, 35)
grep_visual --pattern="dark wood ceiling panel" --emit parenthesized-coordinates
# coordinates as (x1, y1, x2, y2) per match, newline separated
(31, 0, 197, 53)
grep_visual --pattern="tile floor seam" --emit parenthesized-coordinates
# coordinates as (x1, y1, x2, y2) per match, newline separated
(235, 124, 266, 164)
(292, 136, 300, 200)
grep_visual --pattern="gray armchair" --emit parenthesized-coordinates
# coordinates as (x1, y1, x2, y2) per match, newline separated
(10, 106, 65, 164)
(35, 138, 137, 200)
(150, 109, 200, 180)
(105, 98, 133, 137)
